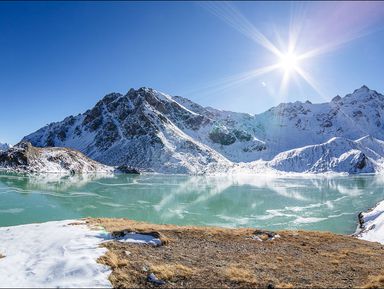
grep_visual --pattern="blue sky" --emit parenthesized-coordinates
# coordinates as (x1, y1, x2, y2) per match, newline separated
(1, 1, 384, 144)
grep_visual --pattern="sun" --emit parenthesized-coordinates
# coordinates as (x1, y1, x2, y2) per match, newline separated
(279, 52, 299, 73)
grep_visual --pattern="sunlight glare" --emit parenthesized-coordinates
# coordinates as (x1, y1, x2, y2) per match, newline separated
(279, 52, 299, 73)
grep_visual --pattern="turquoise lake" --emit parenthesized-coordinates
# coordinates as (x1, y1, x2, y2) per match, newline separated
(0, 173, 383, 234)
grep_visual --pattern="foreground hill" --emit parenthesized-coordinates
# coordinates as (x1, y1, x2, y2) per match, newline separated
(89, 217, 384, 288)
(23, 86, 384, 174)
(0, 141, 113, 174)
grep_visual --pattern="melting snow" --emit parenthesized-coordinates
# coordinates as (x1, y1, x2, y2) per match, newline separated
(0, 219, 170, 287)
(116, 232, 162, 246)
(0, 220, 111, 288)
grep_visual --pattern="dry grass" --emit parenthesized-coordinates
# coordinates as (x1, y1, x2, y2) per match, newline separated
(276, 283, 294, 288)
(99, 251, 128, 269)
(330, 259, 340, 266)
(87, 217, 384, 288)
(150, 264, 195, 280)
(223, 265, 257, 285)
(363, 274, 384, 288)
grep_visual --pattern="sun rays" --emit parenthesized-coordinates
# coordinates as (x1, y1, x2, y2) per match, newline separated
(201, 1, 317, 100)
(197, 1, 384, 103)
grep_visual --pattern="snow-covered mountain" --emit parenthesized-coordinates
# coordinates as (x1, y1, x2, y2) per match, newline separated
(23, 88, 231, 174)
(253, 85, 384, 159)
(23, 85, 384, 174)
(0, 142, 113, 174)
(268, 137, 379, 174)
(0, 143, 10, 152)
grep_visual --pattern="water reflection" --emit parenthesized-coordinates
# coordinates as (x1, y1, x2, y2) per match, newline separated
(0, 173, 383, 234)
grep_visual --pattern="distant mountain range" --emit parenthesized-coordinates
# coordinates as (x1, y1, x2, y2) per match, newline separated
(0, 143, 9, 152)
(22, 85, 384, 174)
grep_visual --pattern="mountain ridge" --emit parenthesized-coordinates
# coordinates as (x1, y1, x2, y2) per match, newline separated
(23, 85, 384, 174)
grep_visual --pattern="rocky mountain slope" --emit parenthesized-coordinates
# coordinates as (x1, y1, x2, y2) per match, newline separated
(0, 142, 113, 174)
(23, 86, 384, 174)
(23, 88, 231, 174)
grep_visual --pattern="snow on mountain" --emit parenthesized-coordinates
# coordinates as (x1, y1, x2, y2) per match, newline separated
(0, 141, 113, 174)
(268, 137, 377, 173)
(0, 143, 10, 152)
(250, 85, 384, 159)
(355, 200, 384, 244)
(22, 85, 384, 174)
(23, 88, 231, 174)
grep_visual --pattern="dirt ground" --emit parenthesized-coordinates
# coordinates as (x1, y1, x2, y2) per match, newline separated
(87, 218, 384, 289)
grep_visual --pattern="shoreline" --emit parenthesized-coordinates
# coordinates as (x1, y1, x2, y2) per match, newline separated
(0, 212, 383, 288)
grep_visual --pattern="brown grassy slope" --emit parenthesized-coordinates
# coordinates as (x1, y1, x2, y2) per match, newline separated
(88, 218, 384, 289)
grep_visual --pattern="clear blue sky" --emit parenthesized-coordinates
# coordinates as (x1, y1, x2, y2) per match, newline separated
(1, 1, 384, 144)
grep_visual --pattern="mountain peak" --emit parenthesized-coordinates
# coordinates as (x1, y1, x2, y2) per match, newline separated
(127, 87, 157, 96)
(342, 85, 383, 102)
(331, 95, 342, 102)
(353, 85, 371, 94)
(0, 142, 10, 152)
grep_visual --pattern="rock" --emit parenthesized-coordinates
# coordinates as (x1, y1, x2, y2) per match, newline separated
(209, 129, 236, 145)
(147, 273, 166, 286)
(115, 165, 140, 174)
(253, 230, 279, 241)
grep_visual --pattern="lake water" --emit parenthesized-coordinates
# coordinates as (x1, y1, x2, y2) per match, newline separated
(0, 173, 383, 234)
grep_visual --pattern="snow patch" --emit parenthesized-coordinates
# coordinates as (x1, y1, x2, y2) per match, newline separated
(356, 201, 384, 244)
(115, 232, 162, 246)
(0, 220, 112, 288)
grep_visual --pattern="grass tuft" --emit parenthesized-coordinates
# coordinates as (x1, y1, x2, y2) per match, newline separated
(150, 263, 195, 280)
(99, 251, 128, 269)
(223, 265, 257, 284)
(276, 282, 294, 288)
(363, 274, 384, 289)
